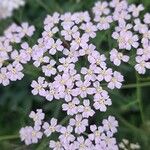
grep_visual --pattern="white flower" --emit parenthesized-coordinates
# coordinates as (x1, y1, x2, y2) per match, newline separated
(110, 49, 129, 66)
(42, 118, 61, 137)
(31, 77, 48, 96)
(135, 56, 150, 74)
(19, 126, 43, 145)
(69, 114, 88, 134)
(29, 109, 45, 126)
(108, 71, 124, 89)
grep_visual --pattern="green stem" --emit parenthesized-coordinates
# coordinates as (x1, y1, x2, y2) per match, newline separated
(0, 134, 19, 141)
(136, 73, 145, 124)
(116, 115, 144, 134)
(36, 0, 50, 12)
(121, 82, 150, 89)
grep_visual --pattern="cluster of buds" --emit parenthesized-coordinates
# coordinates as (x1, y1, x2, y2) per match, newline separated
(0, 0, 25, 20)
(119, 139, 140, 150)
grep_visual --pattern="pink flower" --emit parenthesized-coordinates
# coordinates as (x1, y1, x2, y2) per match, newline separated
(94, 16, 113, 30)
(31, 77, 47, 96)
(44, 12, 60, 25)
(49, 140, 64, 150)
(78, 99, 95, 118)
(46, 38, 64, 55)
(42, 60, 57, 77)
(53, 73, 72, 92)
(74, 136, 92, 150)
(61, 24, 78, 41)
(62, 98, 79, 115)
(17, 22, 35, 37)
(58, 57, 75, 72)
(80, 22, 97, 38)
(29, 109, 45, 126)
(93, 1, 110, 15)
(107, 71, 124, 89)
(20, 126, 42, 145)
(0, 51, 9, 67)
(93, 93, 112, 112)
(0, 67, 9, 86)
(20, 42, 32, 62)
(102, 116, 118, 134)
(110, 49, 129, 66)
(45, 83, 59, 101)
(135, 56, 150, 74)
(7, 62, 24, 81)
(137, 44, 150, 61)
(69, 114, 88, 134)
(72, 80, 95, 98)
(63, 48, 79, 63)
(42, 25, 58, 40)
(88, 125, 104, 143)
(72, 11, 90, 24)
(97, 68, 113, 82)
(81, 64, 98, 81)
(42, 118, 60, 137)
(128, 4, 144, 17)
(59, 126, 75, 143)
(71, 32, 89, 50)
(79, 43, 95, 56)
(144, 13, 150, 24)
(88, 50, 106, 68)
(32, 50, 49, 67)
(93, 81, 108, 96)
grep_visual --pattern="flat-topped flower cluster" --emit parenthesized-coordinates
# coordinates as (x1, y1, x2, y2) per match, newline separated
(0, 0, 148, 149)
(0, 0, 25, 20)
(20, 109, 119, 149)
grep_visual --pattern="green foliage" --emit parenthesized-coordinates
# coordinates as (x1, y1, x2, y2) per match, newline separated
(0, 0, 150, 149)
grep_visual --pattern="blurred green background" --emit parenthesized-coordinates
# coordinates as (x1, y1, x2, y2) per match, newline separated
(0, 0, 150, 149)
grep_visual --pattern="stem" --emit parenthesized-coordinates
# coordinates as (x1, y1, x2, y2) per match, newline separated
(59, 116, 70, 125)
(121, 82, 150, 89)
(116, 115, 144, 134)
(36, 0, 50, 12)
(0, 134, 19, 141)
(136, 73, 145, 124)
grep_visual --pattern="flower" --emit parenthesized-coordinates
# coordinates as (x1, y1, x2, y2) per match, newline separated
(7, 62, 24, 81)
(42, 59, 57, 77)
(20, 126, 43, 145)
(135, 56, 150, 74)
(102, 116, 118, 134)
(69, 114, 88, 134)
(93, 93, 112, 112)
(107, 71, 124, 89)
(49, 140, 64, 150)
(29, 109, 45, 126)
(72, 80, 95, 98)
(110, 48, 129, 66)
(62, 98, 79, 115)
(31, 77, 48, 96)
(43, 118, 61, 137)
(59, 126, 75, 143)
(128, 4, 144, 17)
(88, 125, 104, 143)
(78, 99, 95, 118)
(0, 0, 25, 20)
(80, 22, 97, 38)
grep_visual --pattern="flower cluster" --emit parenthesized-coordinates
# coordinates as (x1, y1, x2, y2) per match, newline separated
(1, 0, 148, 149)
(0, 23, 35, 86)
(0, 0, 25, 20)
(20, 109, 119, 149)
(119, 139, 140, 150)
